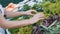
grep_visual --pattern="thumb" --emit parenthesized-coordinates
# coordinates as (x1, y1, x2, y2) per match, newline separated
(29, 14, 35, 16)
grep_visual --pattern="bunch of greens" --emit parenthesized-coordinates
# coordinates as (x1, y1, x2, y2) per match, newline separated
(33, 14, 60, 34)
(9, 0, 60, 34)
(39, 20, 60, 34)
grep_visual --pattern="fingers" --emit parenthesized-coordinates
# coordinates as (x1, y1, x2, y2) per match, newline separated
(27, 10, 37, 13)
(39, 18, 44, 20)
(39, 13, 44, 18)
(13, 4, 19, 9)
(5, 3, 14, 8)
(30, 10, 37, 12)
(29, 14, 35, 16)
(5, 3, 19, 12)
(33, 13, 45, 19)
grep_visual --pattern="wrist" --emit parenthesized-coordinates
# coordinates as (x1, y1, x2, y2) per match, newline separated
(29, 18, 37, 24)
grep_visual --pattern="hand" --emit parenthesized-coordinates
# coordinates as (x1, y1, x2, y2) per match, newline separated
(4, 3, 19, 12)
(30, 13, 44, 24)
(25, 10, 37, 16)
(33, 13, 44, 18)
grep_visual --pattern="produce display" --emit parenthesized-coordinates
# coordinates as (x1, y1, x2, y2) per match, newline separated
(4, 0, 60, 34)
(33, 14, 60, 34)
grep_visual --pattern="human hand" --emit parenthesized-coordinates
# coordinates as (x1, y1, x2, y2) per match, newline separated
(4, 3, 19, 12)
(30, 13, 44, 24)
(25, 10, 37, 16)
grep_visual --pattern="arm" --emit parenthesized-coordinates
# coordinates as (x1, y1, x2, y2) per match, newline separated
(0, 18, 35, 29)
(0, 14, 33, 29)
(4, 11, 27, 18)
(0, 13, 44, 29)
(4, 10, 36, 18)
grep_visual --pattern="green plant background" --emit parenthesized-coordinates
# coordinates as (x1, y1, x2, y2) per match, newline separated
(0, 0, 60, 34)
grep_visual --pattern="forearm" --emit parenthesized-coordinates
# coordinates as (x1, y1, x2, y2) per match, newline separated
(5, 19, 34, 29)
(0, 14, 33, 29)
(5, 11, 27, 18)
(0, 16, 44, 29)
(0, 18, 36, 29)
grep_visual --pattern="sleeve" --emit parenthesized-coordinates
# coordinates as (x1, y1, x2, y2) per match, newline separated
(0, 33, 5, 34)
(0, 28, 5, 34)
(0, 4, 4, 16)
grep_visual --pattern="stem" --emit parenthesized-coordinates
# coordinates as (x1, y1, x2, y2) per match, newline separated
(48, 20, 57, 28)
